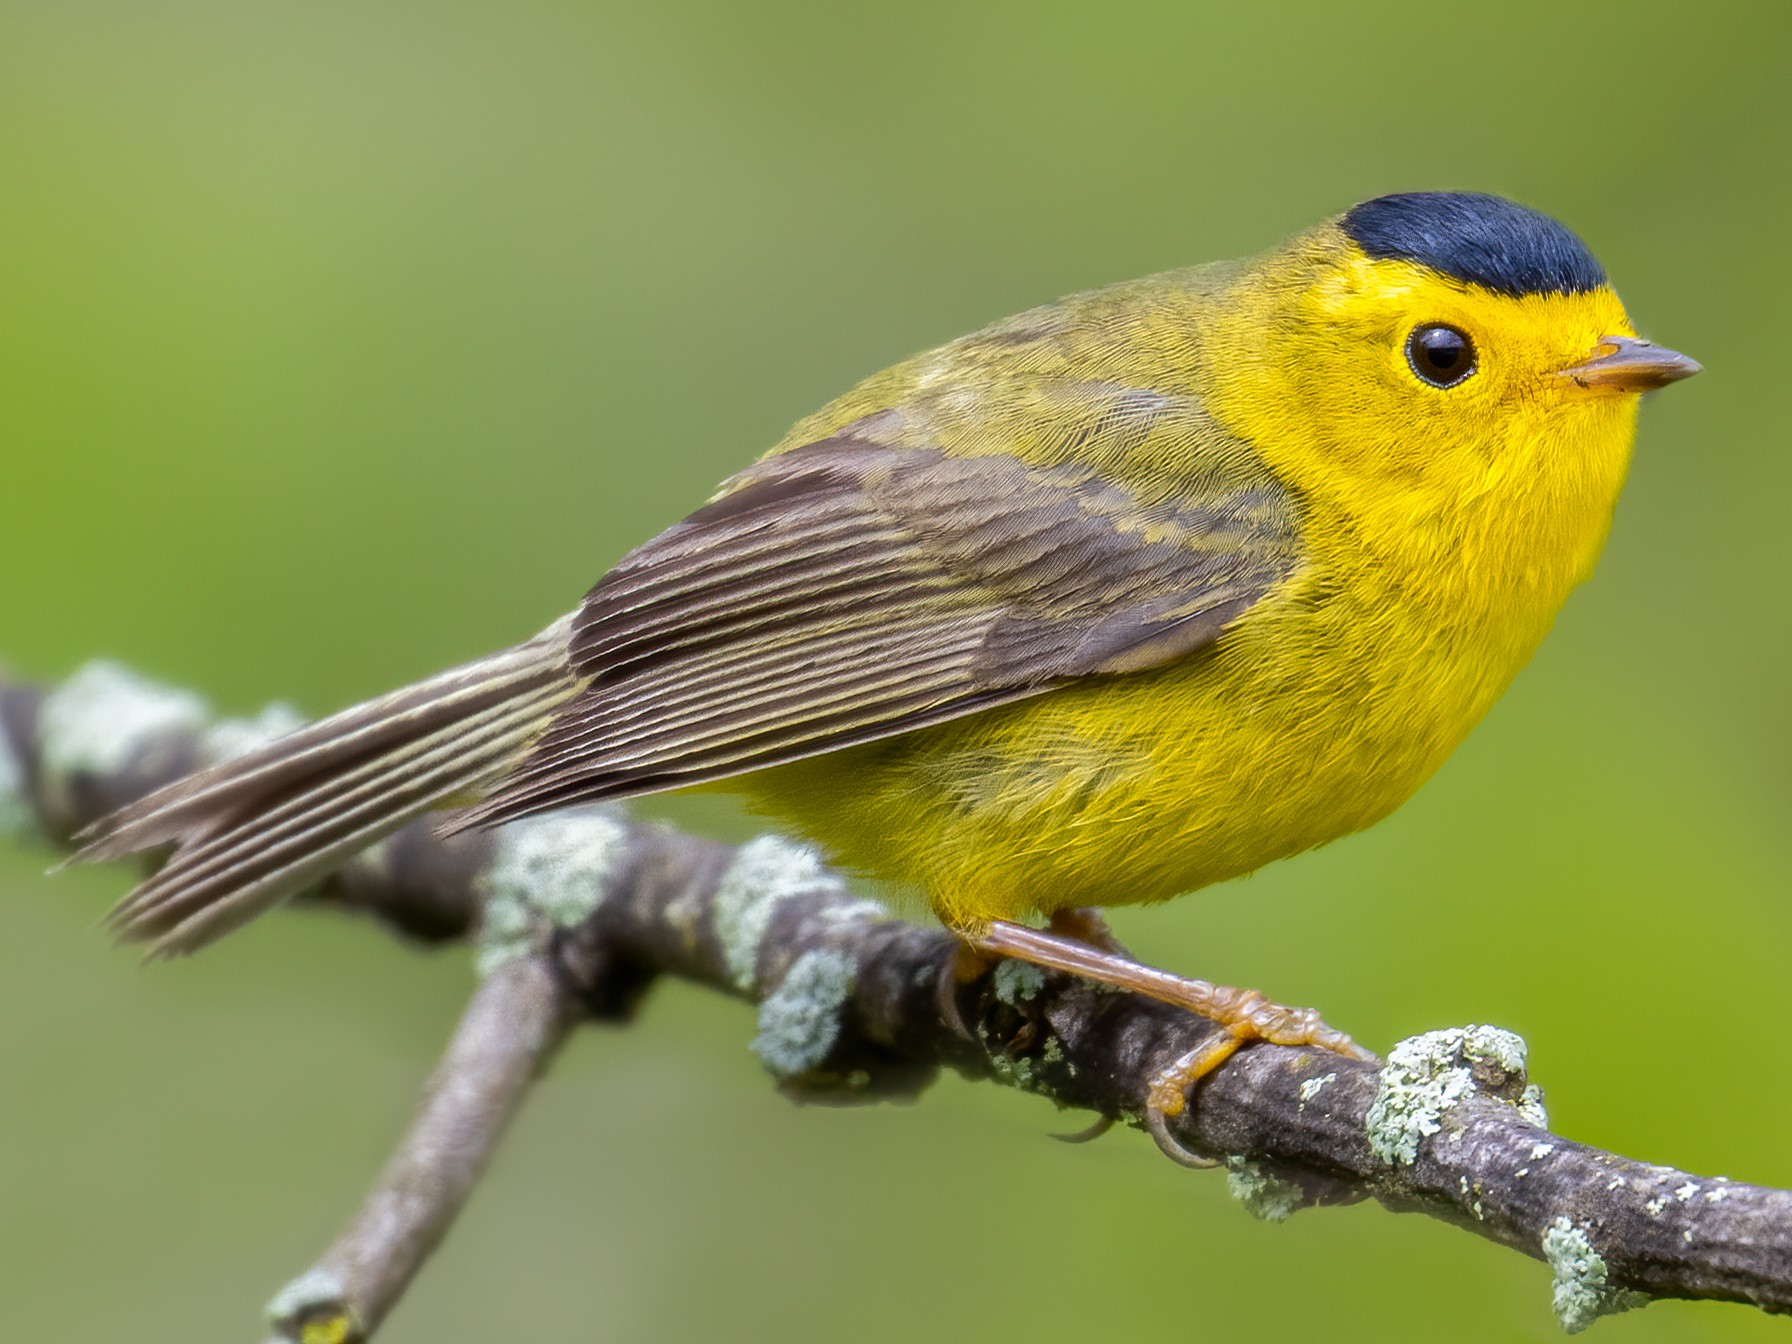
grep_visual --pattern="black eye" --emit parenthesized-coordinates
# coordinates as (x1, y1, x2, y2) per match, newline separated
(1405, 324, 1477, 389)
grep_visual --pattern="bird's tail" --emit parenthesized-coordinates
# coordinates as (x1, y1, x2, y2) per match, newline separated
(74, 616, 578, 957)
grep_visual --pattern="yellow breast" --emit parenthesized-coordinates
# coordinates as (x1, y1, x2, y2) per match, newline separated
(735, 236, 1645, 928)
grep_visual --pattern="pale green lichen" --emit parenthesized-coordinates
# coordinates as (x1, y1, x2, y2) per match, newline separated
(475, 810, 627, 977)
(1225, 1156, 1304, 1223)
(1366, 1032, 1478, 1165)
(1366, 1025, 1538, 1166)
(476, 895, 536, 978)
(713, 835, 841, 992)
(751, 947, 858, 1079)
(203, 700, 304, 764)
(992, 959, 1046, 1005)
(1297, 1071, 1337, 1107)
(1461, 1025, 1528, 1074)
(1458, 1176, 1486, 1220)
(38, 661, 209, 780)
(0, 717, 30, 842)
(1542, 1215, 1649, 1333)
(987, 1049, 1038, 1091)
(817, 895, 887, 929)
(266, 1267, 352, 1332)
(984, 1035, 1073, 1091)
(1518, 1083, 1550, 1129)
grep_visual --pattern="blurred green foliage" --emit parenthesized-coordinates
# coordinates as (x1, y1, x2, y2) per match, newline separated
(3, 2, 1788, 1340)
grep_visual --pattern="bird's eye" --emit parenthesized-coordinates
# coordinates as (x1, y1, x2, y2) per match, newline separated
(1405, 324, 1477, 389)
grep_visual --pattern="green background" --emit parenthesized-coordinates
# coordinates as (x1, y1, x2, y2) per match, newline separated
(3, 2, 1788, 1340)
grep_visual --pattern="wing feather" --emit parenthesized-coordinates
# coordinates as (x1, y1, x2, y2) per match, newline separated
(529, 621, 987, 771)
(460, 403, 1299, 828)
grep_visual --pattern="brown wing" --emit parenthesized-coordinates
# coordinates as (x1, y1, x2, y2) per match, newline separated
(465, 409, 1300, 824)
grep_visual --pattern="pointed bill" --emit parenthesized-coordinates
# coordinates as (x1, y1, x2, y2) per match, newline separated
(1560, 336, 1701, 391)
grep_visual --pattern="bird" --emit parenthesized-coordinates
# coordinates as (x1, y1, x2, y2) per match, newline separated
(73, 191, 1699, 1149)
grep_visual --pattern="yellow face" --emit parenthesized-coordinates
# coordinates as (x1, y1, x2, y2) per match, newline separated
(1193, 220, 1695, 620)
(1311, 246, 1637, 472)
(1198, 228, 1665, 535)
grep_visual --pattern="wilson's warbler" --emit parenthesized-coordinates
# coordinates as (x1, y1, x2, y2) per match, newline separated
(78, 192, 1698, 1143)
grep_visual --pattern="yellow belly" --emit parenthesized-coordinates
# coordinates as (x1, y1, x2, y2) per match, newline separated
(734, 559, 1546, 929)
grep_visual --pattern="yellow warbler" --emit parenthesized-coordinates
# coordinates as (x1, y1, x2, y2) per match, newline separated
(78, 192, 1698, 1139)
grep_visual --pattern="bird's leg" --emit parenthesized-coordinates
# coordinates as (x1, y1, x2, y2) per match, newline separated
(938, 907, 1126, 1038)
(965, 919, 1375, 1165)
(1045, 905, 1128, 955)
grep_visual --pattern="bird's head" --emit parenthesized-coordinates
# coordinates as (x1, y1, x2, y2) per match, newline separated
(1200, 191, 1698, 517)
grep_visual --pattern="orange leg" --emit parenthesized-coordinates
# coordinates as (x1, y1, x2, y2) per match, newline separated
(964, 919, 1375, 1165)
(1045, 905, 1127, 955)
(939, 907, 1126, 1038)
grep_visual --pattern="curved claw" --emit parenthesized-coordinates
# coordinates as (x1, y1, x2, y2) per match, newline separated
(934, 941, 987, 1042)
(1051, 1115, 1117, 1145)
(1140, 1031, 1244, 1166)
(1145, 1105, 1220, 1168)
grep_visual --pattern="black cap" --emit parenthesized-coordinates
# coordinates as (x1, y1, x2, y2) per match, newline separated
(1341, 192, 1607, 298)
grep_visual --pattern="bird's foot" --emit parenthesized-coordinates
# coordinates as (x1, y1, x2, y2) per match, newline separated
(1139, 987, 1372, 1165)
(965, 919, 1374, 1166)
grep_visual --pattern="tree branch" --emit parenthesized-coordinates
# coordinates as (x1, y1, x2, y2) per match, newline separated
(265, 954, 580, 1343)
(4, 660, 1789, 1338)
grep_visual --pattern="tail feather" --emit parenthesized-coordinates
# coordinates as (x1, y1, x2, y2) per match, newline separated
(105, 691, 561, 950)
(78, 617, 577, 956)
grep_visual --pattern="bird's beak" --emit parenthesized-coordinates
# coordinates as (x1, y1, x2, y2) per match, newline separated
(1558, 336, 1701, 392)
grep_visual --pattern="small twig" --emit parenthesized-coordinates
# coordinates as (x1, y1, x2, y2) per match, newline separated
(264, 955, 580, 1343)
(4, 660, 1790, 1338)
